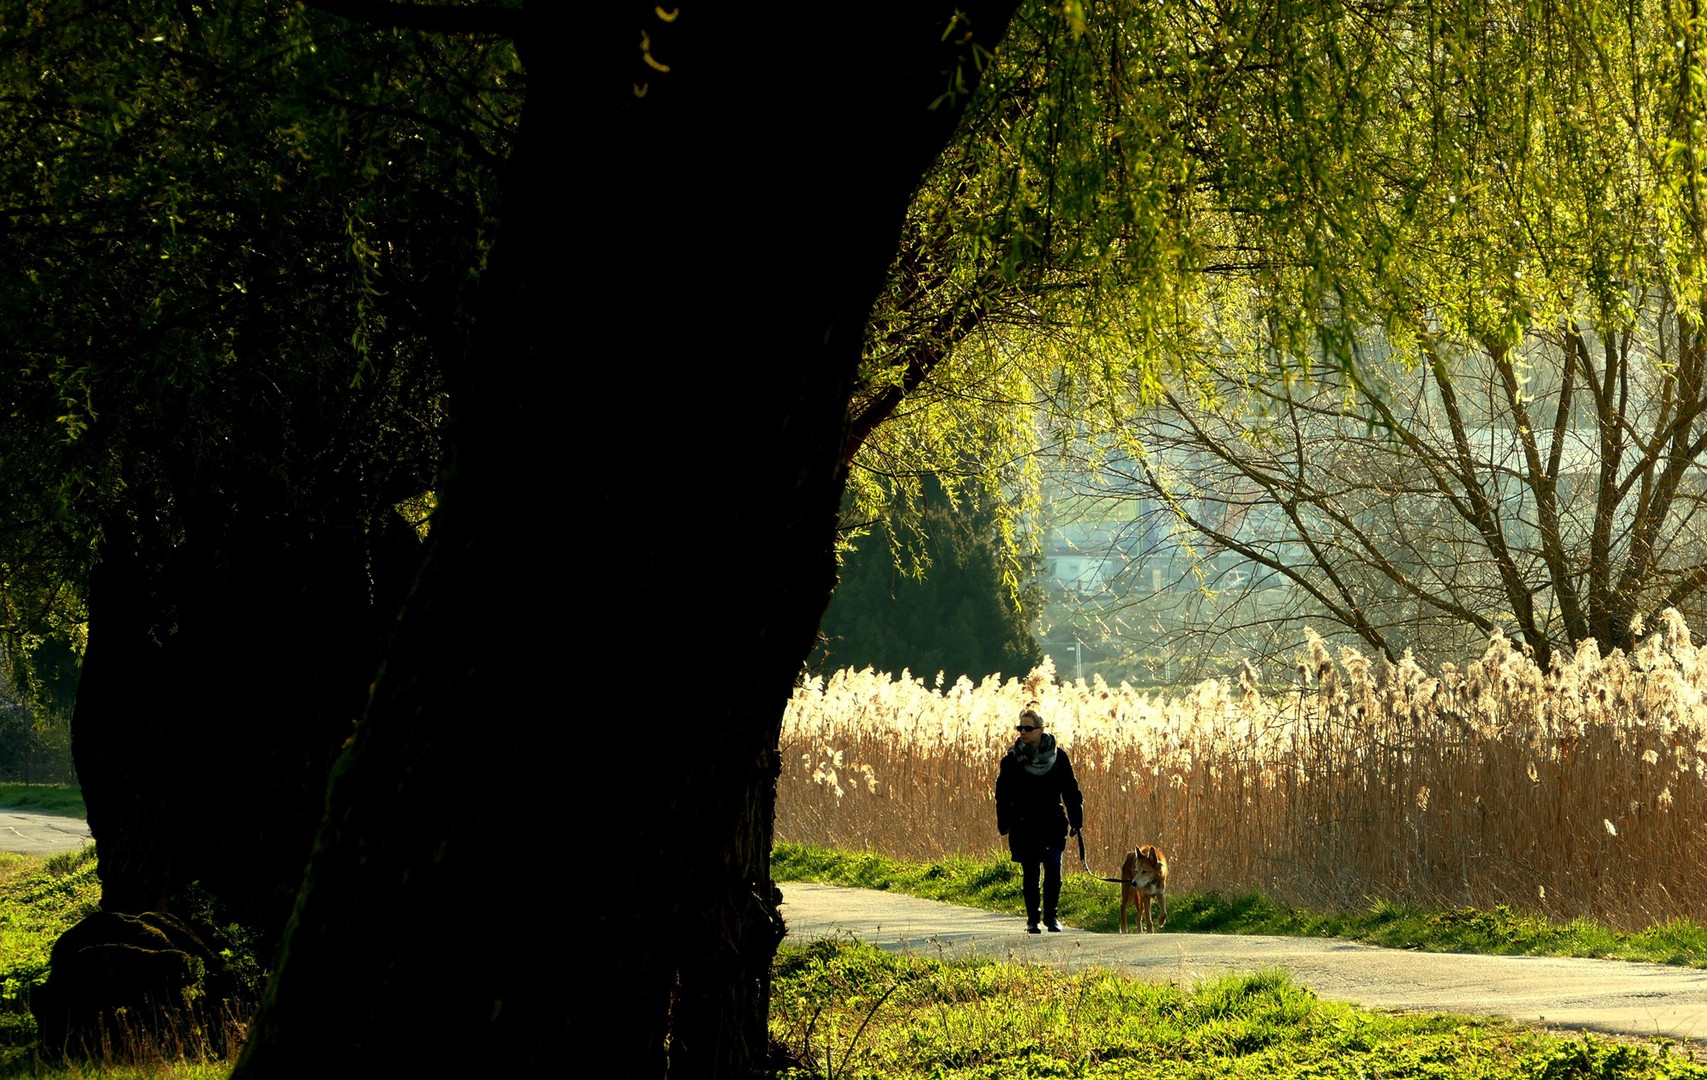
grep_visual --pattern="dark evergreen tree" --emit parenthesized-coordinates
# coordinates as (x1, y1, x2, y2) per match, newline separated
(819, 481, 1042, 683)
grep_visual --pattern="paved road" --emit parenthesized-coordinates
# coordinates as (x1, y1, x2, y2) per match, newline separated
(0, 811, 91, 856)
(781, 882, 1707, 1045)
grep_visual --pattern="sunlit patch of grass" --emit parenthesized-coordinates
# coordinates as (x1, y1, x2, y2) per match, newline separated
(770, 939, 1707, 1079)
(776, 844, 1707, 966)
(1, 844, 99, 995)
(0, 845, 239, 1078)
(1171, 893, 1707, 966)
(0, 844, 101, 1075)
(1162, 889, 1316, 934)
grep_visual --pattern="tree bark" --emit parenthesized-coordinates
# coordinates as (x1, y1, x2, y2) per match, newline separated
(232, 3, 1019, 1075)
(72, 491, 418, 955)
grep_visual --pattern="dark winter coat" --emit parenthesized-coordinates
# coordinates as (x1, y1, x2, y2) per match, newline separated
(994, 745, 1085, 863)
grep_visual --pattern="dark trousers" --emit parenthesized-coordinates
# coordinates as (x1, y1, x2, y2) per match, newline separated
(1020, 848, 1063, 921)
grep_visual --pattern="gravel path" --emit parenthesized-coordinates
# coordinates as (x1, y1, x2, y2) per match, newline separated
(781, 882, 1707, 1045)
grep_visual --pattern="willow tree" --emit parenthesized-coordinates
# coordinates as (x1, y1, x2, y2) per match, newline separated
(0, 0, 513, 954)
(236, 3, 1025, 1076)
(1018, 0, 1707, 672)
(556, 1, 1707, 1073)
(853, 0, 1707, 672)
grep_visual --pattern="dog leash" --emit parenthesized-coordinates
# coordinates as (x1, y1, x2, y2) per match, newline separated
(1076, 830, 1130, 883)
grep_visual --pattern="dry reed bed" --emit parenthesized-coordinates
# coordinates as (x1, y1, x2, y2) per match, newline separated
(778, 611, 1707, 928)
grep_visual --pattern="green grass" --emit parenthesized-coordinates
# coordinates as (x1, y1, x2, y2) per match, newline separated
(0, 784, 85, 818)
(772, 938, 1707, 1079)
(0, 846, 230, 1079)
(773, 842, 1707, 967)
(1, 845, 100, 1074)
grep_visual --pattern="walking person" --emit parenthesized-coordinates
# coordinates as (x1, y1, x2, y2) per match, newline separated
(995, 703, 1084, 933)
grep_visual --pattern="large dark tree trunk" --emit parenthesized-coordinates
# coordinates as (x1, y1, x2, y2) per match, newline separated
(233, 3, 1018, 1076)
(73, 486, 419, 955)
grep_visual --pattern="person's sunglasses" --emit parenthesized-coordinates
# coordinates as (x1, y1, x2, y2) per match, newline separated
(1016, 725, 1039, 732)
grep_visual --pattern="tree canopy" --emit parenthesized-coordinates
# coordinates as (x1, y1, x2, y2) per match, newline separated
(0, 0, 518, 967)
(0, 0, 515, 653)
(849, 0, 1707, 670)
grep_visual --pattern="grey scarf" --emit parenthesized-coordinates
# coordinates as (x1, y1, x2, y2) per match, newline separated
(1011, 731, 1058, 776)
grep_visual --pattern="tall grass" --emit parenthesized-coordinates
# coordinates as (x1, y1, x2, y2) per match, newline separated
(778, 611, 1707, 929)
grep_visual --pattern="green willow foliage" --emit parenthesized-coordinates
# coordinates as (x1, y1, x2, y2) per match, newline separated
(0, 2, 517, 677)
(849, 0, 1707, 574)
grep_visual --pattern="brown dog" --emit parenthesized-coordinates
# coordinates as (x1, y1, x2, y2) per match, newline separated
(1119, 845, 1169, 933)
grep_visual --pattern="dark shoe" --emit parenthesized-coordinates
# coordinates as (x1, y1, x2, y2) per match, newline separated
(1026, 919, 1041, 934)
(1044, 917, 1064, 932)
